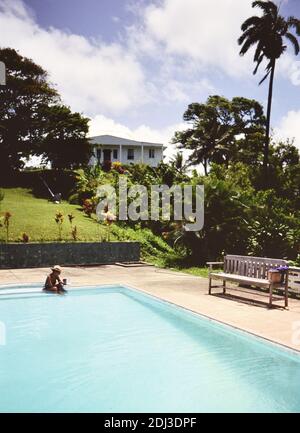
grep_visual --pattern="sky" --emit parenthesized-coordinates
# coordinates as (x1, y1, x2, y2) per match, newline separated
(0, 0, 300, 161)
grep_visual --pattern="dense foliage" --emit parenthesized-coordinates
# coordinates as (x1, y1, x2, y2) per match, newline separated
(71, 134, 300, 264)
(172, 96, 266, 175)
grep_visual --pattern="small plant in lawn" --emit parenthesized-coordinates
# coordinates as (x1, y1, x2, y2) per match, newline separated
(0, 190, 4, 211)
(71, 225, 78, 241)
(21, 233, 30, 243)
(68, 213, 75, 226)
(2, 212, 12, 242)
(55, 211, 64, 241)
(102, 210, 117, 241)
(68, 213, 78, 241)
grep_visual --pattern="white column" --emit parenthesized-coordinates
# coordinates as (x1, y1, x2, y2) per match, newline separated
(141, 143, 144, 163)
(0, 61, 6, 85)
(119, 144, 122, 163)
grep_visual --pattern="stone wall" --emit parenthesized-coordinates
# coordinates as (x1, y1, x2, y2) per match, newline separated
(0, 242, 140, 269)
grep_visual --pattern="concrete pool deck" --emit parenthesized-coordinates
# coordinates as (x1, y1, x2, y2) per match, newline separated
(1, 264, 300, 352)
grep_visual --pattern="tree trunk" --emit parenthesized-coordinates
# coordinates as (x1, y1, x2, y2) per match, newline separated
(203, 159, 208, 176)
(264, 59, 276, 173)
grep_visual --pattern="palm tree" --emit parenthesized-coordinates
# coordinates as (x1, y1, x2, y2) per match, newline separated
(238, 1, 300, 171)
(170, 151, 187, 174)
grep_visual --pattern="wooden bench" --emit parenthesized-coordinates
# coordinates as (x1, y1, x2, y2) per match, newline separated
(207, 255, 289, 308)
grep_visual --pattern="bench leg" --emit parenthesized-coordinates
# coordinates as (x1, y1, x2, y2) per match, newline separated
(208, 276, 212, 295)
(269, 283, 273, 308)
(285, 282, 289, 308)
(285, 272, 289, 308)
(223, 280, 226, 294)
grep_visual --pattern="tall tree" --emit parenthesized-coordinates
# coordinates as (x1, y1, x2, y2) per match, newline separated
(238, 0, 300, 171)
(0, 48, 90, 172)
(39, 105, 90, 169)
(173, 96, 265, 175)
(0, 48, 57, 171)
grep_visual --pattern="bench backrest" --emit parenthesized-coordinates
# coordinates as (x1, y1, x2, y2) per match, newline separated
(224, 255, 287, 280)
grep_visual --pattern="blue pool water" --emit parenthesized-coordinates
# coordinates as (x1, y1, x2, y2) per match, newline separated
(0, 285, 300, 413)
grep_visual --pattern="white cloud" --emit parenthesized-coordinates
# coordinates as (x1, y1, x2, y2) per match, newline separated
(274, 110, 300, 148)
(128, 0, 300, 88)
(160, 78, 216, 103)
(89, 114, 188, 161)
(133, 0, 255, 78)
(0, 0, 30, 19)
(277, 54, 300, 86)
(0, 0, 149, 116)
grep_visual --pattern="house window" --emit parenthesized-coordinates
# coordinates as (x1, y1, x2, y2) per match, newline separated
(127, 148, 134, 160)
(149, 148, 155, 159)
(113, 149, 118, 159)
(96, 148, 101, 163)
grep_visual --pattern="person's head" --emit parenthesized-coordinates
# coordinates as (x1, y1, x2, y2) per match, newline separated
(51, 265, 62, 276)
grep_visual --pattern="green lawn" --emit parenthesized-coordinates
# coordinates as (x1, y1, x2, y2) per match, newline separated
(0, 188, 106, 242)
(0, 187, 208, 277)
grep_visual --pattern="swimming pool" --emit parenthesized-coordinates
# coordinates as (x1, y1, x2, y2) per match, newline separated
(0, 284, 300, 413)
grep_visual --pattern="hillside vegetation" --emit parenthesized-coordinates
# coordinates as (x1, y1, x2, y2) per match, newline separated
(0, 187, 190, 270)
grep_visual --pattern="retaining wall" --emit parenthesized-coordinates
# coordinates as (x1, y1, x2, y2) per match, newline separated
(0, 242, 140, 269)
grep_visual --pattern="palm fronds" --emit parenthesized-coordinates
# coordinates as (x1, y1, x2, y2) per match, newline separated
(238, 0, 300, 171)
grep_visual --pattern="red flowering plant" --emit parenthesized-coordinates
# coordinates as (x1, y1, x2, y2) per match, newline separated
(21, 233, 30, 243)
(68, 213, 75, 226)
(55, 211, 64, 241)
(102, 160, 112, 172)
(68, 213, 78, 241)
(112, 162, 125, 174)
(82, 199, 96, 217)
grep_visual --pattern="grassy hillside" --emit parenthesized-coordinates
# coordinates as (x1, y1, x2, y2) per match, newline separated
(0, 188, 175, 261)
(0, 188, 106, 242)
(0, 188, 208, 276)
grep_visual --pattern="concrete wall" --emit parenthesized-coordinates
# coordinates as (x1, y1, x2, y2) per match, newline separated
(0, 242, 140, 269)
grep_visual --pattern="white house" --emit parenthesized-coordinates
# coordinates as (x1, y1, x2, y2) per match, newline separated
(89, 135, 165, 167)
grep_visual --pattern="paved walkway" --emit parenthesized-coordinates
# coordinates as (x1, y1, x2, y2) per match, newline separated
(1, 265, 300, 352)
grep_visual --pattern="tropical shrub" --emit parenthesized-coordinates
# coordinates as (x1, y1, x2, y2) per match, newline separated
(246, 190, 300, 258)
(82, 199, 96, 217)
(112, 162, 126, 174)
(102, 160, 112, 172)
(70, 166, 105, 204)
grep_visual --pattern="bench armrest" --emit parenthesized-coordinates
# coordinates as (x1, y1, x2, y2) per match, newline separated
(207, 261, 224, 271)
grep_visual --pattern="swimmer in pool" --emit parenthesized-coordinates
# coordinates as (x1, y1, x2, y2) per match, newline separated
(43, 265, 67, 294)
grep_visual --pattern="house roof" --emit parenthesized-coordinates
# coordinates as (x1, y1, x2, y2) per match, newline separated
(89, 134, 166, 148)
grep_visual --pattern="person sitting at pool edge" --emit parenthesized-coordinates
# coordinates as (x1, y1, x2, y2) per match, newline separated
(44, 265, 67, 293)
